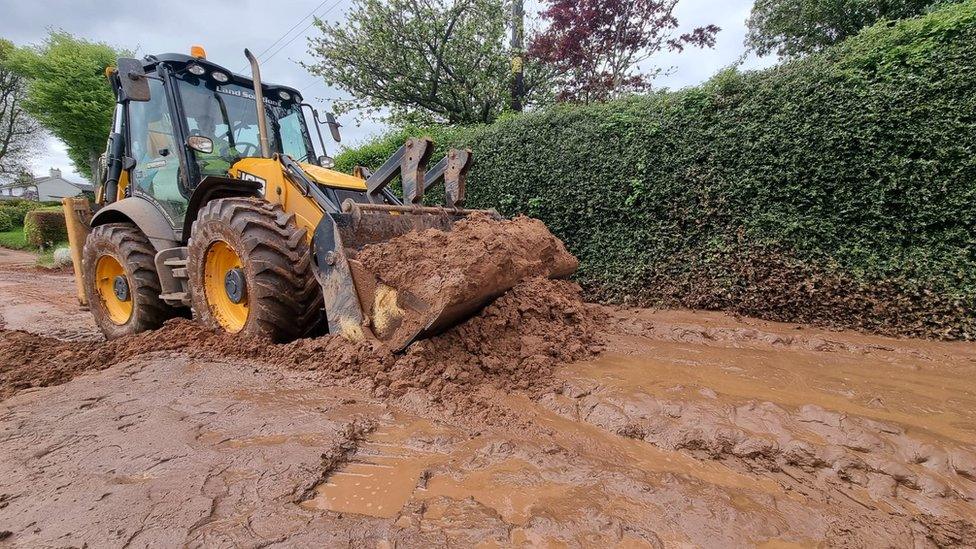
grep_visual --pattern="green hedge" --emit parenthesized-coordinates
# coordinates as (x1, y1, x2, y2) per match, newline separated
(337, 1, 976, 339)
(24, 210, 67, 248)
(0, 210, 14, 232)
(0, 200, 44, 227)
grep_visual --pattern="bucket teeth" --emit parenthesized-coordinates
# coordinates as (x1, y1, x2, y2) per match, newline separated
(363, 139, 473, 209)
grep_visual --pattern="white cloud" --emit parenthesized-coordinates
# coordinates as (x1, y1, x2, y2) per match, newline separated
(651, 0, 777, 89)
(28, 137, 82, 182)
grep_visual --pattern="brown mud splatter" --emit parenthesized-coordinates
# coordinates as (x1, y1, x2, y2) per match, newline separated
(0, 277, 599, 405)
(627, 244, 976, 340)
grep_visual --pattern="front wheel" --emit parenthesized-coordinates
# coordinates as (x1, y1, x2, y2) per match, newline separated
(82, 223, 172, 339)
(186, 197, 322, 342)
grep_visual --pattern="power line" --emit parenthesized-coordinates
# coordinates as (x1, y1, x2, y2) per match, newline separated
(260, 0, 331, 59)
(298, 73, 324, 91)
(261, 0, 344, 66)
(293, 72, 356, 102)
(236, 0, 331, 72)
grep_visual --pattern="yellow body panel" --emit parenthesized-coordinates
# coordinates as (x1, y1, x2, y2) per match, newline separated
(116, 170, 130, 203)
(93, 171, 129, 205)
(229, 156, 346, 240)
(298, 162, 367, 191)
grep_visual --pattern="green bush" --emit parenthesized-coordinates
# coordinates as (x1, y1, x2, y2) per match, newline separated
(0, 200, 43, 226)
(0, 206, 19, 227)
(337, 1, 976, 339)
(24, 210, 67, 248)
(0, 210, 13, 232)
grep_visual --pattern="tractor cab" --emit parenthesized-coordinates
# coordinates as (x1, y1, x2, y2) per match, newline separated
(99, 48, 350, 234)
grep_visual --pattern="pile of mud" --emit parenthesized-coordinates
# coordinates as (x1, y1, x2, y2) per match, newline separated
(0, 331, 101, 399)
(0, 279, 598, 403)
(352, 213, 579, 348)
(1, 215, 599, 404)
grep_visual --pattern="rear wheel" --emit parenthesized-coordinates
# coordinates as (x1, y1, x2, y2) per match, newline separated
(187, 197, 322, 342)
(83, 223, 171, 339)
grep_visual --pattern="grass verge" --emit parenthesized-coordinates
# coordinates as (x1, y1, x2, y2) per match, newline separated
(36, 242, 69, 269)
(0, 225, 70, 269)
(0, 226, 30, 250)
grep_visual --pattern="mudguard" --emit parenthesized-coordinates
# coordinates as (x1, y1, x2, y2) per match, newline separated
(90, 197, 179, 252)
(182, 176, 262, 238)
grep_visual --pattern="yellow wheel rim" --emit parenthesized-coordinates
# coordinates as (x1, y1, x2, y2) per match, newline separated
(203, 240, 249, 333)
(95, 255, 133, 325)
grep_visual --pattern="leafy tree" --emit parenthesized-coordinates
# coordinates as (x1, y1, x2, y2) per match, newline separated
(0, 39, 42, 182)
(307, 0, 549, 124)
(745, 0, 948, 58)
(6, 32, 121, 179)
(528, 0, 720, 103)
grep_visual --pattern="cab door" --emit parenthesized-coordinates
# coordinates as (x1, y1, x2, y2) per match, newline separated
(126, 77, 188, 227)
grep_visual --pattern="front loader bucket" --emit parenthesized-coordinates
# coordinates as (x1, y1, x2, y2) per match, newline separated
(308, 139, 577, 352)
(311, 204, 503, 351)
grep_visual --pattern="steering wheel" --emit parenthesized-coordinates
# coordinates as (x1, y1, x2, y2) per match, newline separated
(236, 142, 260, 158)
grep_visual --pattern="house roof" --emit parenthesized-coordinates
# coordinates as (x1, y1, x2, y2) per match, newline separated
(0, 173, 93, 192)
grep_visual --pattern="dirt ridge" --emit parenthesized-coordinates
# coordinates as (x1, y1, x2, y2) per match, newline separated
(0, 278, 599, 404)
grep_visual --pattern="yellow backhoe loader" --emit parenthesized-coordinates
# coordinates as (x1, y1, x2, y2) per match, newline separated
(62, 46, 555, 351)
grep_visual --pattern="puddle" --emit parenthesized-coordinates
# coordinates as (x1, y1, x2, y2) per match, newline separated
(303, 396, 784, 525)
(568, 342, 976, 445)
(311, 456, 426, 518)
(302, 417, 453, 518)
(422, 458, 580, 525)
(507, 394, 785, 495)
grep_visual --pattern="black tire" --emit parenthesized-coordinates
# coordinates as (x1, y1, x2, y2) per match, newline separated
(82, 223, 171, 339)
(186, 197, 323, 342)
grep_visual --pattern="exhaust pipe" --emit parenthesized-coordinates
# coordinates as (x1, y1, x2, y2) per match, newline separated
(244, 48, 271, 158)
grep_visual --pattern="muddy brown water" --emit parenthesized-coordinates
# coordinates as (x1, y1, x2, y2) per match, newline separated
(0, 248, 975, 546)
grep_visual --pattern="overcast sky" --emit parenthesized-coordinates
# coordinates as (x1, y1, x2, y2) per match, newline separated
(0, 0, 775, 183)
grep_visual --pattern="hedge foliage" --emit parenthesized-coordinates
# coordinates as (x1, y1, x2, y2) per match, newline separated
(0, 200, 45, 228)
(0, 210, 14, 232)
(24, 209, 67, 248)
(336, 1, 976, 339)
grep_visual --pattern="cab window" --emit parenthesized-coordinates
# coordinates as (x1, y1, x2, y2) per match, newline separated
(277, 110, 311, 162)
(128, 78, 187, 223)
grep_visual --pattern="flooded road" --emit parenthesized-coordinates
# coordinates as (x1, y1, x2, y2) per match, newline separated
(0, 251, 974, 546)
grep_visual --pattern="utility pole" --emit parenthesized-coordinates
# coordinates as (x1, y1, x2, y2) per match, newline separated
(511, 0, 525, 112)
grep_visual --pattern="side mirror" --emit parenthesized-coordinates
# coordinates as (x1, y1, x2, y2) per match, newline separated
(325, 112, 342, 143)
(187, 135, 214, 154)
(318, 155, 335, 168)
(116, 58, 150, 102)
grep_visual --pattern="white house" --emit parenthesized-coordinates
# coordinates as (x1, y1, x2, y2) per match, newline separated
(0, 168, 93, 201)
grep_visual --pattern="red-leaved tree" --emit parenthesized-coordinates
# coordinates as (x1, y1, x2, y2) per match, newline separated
(529, 0, 720, 103)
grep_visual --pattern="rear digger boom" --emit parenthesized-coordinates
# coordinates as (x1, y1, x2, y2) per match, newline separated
(65, 46, 572, 351)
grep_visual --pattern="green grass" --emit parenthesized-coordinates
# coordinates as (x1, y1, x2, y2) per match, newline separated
(0, 225, 70, 269)
(36, 242, 69, 269)
(0, 226, 30, 250)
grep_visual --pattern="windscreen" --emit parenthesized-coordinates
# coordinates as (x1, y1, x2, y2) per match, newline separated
(175, 76, 314, 179)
